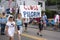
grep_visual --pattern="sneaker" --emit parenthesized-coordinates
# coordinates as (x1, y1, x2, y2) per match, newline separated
(39, 33, 43, 36)
(37, 33, 39, 35)
(1, 33, 5, 35)
(40, 34, 43, 36)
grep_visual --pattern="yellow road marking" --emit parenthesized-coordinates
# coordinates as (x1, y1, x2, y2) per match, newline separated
(21, 33, 46, 40)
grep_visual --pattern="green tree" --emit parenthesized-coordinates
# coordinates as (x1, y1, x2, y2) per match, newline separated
(0, 0, 1, 2)
(46, 0, 60, 6)
(57, 0, 60, 4)
(45, 9, 57, 18)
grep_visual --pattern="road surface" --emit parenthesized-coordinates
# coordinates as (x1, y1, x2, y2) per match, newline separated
(0, 25, 60, 40)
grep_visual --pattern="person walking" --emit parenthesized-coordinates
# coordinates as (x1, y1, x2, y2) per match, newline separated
(5, 15, 16, 40)
(24, 18, 30, 32)
(54, 13, 59, 30)
(37, 17, 43, 36)
(42, 13, 47, 29)
(1, 13, 7, 35)
(16, 13, 23, 40)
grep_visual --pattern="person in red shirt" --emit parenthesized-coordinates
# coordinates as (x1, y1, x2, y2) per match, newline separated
(36, 17, 44, 36)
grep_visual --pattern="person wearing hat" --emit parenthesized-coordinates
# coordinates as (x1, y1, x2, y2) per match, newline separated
(5, 16, 16, 40)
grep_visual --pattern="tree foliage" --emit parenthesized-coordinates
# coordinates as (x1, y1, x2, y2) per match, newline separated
(46, 0, 60, 6)
(45, 9, 58, 18)
(0, 0, 1, 2)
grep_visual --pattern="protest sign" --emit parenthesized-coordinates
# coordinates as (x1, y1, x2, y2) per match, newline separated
(20, 5, 41, 18)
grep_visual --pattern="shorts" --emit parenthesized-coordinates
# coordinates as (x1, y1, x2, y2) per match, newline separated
(43, 22, 46, 27)
(39, 23, 43, 31)
(8, 27, 15, 37)
(17, 25, 23, 34)
(24, 23, 28, 28)
(17, 25, 20, 30)
(55, 22, 59, 26)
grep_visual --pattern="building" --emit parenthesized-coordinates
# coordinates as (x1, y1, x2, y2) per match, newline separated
(0, 0, 46, 11)
(16, 0, 46, 11)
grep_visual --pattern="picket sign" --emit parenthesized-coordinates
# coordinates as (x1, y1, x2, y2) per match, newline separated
(19, 5, 41, 18)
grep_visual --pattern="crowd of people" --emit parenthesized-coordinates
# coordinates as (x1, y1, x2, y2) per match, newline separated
(0, 12, 31, 40)
(0, 10, 60, 40)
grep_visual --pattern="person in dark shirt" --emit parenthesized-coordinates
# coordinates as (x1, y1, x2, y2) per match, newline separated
(37, 17, 43, 36)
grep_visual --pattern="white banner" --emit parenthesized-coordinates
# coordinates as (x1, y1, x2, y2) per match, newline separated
(19, 5, 41, 18)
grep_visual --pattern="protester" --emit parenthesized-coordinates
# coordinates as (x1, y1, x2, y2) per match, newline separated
(1, 13, 7, 35)
(50, 19, 55, 27)
(54, 13, 59, 30)
(42, 13, 47, 29)
(16, 13, 23, 40)
(5, 15, 16, 40)
(24, 18, 30, 32)
(37, 17, 43, 36)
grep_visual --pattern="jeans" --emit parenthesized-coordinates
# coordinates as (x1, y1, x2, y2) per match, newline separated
(1, 24, 5, 34)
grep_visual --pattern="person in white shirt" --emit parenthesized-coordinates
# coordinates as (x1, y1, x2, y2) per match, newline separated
(54, 14, 59, 30)
(5, 16, 16, 40)
(24, 18, 30, 32)
(54, 14, 59, 23)
(42, 13, 47, 29)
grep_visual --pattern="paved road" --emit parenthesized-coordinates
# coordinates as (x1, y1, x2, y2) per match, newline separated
(26, 28, 60, 40)
(0, 34, 35, 40)
(0, 27, 46, 40)
(0, 25, 60, 40)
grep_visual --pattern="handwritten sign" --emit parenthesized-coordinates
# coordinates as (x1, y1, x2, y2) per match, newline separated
(19, 5, 41, 18)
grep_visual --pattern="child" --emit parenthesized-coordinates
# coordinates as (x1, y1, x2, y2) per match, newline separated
(37, 17, 43, 36)
(24, 18, 30, 32)
(16, 13, 23, 40)
(5, 15, 16, 40)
